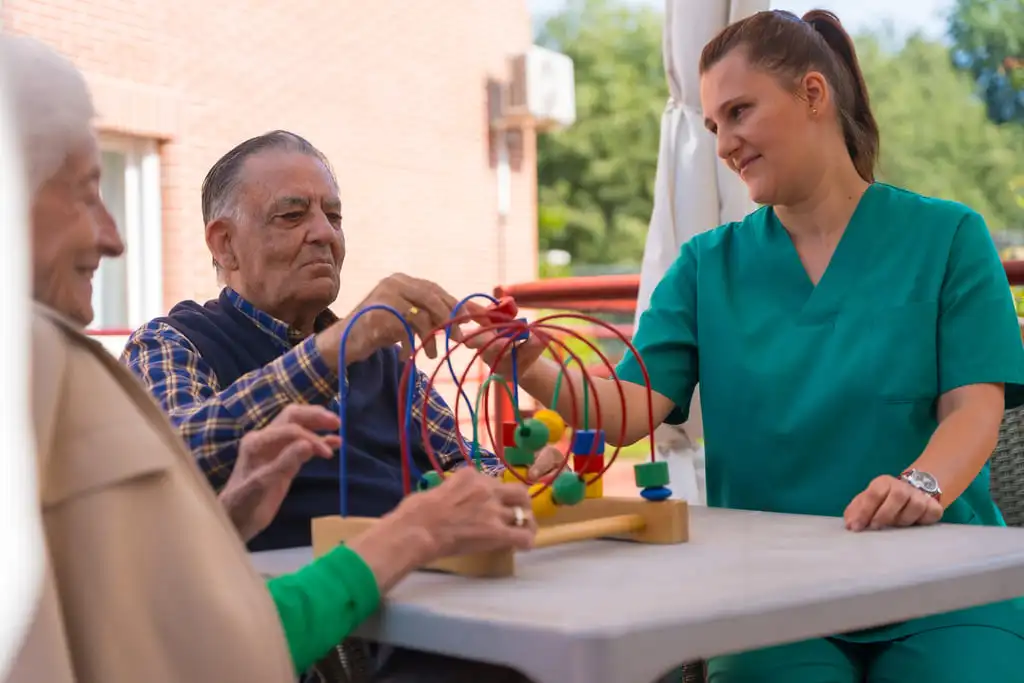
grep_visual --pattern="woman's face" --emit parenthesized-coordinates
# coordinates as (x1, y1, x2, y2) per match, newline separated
(700, 48, 830, 207)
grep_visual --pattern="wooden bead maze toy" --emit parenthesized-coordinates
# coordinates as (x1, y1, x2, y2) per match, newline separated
(310, 294, 688, 578)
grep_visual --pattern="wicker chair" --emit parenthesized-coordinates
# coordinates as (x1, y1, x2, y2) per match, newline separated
(306, 639, 374, 683)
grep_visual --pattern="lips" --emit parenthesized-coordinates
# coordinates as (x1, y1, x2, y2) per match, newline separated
(736, 155, 761, 177)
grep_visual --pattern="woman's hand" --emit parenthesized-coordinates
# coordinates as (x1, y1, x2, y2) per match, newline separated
(843, 475, 942, 532)
(460, 301, 547, 378)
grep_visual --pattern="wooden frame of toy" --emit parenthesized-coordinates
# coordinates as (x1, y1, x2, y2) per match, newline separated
(310, 294, 689, 578)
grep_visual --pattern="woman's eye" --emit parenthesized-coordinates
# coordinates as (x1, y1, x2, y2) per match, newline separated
(730, 104, 748, 120)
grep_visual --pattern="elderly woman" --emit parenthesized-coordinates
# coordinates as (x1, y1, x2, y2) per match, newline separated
(468, 9, 1024, 683)
(4, 34, 536, 683)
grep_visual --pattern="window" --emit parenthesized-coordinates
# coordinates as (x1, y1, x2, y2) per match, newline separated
(91, 136, 163, 331)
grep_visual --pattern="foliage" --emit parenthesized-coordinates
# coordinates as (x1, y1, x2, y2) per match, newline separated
(949, 0, 1024, 124)
(535, 0, 664, 268)
(857, 32, 1024, 231)
(535, 2, 1024, 272)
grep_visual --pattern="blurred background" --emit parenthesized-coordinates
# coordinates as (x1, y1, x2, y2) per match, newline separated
(2, 0, 1021, 485)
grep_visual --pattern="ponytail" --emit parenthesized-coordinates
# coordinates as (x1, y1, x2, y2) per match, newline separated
(804, 10, 880, 182)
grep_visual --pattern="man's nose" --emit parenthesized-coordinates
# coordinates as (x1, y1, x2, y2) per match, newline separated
(305, 209, 336, 243)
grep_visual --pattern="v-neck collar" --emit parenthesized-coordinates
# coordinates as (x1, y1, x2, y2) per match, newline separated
(766, 182, 882, 321)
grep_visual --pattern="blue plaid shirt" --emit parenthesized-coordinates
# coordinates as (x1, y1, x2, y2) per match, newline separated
(121, 288, 500, 487)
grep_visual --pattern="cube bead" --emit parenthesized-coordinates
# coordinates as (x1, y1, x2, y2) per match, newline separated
(571, 429, 605, 456)
(634, 461, 670, 488)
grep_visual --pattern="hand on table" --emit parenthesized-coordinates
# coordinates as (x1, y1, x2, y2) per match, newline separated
(317, 273, 466, 367)
(220, 405, 340, 541)
(843, 475, 942, 532)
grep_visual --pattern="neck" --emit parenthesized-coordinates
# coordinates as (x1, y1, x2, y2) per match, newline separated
(224, 281, 321, 336)
(775, 158, 870, 245)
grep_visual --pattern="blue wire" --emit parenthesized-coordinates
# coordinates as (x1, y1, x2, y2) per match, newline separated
(511, 346, 519, 408)
(446, 292, 499, 439)
(338, 304, 420, 517)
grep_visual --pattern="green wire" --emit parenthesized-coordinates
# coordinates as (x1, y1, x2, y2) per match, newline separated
(551, 355, 590, 430)
(472, 374, 523, 470)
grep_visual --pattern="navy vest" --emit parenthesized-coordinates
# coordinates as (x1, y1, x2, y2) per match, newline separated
(159, 290, 429, 551)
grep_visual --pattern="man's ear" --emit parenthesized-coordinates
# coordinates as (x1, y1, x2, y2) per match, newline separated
(205, 217, 239, 272)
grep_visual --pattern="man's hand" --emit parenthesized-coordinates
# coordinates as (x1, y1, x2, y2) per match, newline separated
(528, 445, 568, 480)
(843, 475, 942, 532)
(220, 405, 341, 542)
(317, 273, 466, 369)
(459, 300, 547, 378)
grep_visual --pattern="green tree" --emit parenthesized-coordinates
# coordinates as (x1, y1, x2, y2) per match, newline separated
(535, 0, 664, 269)
(949, 0, 1024, 124)
(857, 32, 1024, 230)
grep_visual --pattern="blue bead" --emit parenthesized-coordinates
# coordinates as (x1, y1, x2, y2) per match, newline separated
(571, 429, 606, 455)
(640, 486, 672, 502)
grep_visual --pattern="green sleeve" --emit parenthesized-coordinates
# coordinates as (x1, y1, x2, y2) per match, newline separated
(616, 240, 699, 424)
(938, 211, 1024, 407)
(266, 545, 381, 675)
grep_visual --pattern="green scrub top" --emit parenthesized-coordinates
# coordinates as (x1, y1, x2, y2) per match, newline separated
(617, 182, 1024, 642)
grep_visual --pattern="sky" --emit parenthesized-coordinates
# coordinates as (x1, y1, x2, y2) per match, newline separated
(528, 0, 955, 41)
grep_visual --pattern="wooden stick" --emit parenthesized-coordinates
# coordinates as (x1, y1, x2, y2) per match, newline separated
(533, 513, 645, 549)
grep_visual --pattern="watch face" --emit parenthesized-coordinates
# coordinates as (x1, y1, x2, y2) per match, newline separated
(910, 470, 939, 493)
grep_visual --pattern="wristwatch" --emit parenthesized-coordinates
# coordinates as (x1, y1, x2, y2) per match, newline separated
(900, 469, 942, 503)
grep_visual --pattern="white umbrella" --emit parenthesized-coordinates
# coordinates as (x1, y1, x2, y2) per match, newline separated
(635, 0, 767, 504)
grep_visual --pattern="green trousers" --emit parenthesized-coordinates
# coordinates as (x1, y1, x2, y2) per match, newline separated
(708, 625, 1024, 682)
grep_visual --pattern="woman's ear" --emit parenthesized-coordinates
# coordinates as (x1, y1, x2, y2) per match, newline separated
(800, 70, 830, 115)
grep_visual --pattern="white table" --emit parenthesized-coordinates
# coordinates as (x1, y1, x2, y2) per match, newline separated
(252, 507, 1024, 683)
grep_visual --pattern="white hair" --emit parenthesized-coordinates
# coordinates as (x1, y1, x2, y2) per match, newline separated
(0, 33, 96, 192)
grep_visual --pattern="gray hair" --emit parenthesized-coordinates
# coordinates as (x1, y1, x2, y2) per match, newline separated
(0, 33, 96, 192)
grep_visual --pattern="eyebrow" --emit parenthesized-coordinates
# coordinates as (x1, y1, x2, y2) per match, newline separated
(703, 96, 743, 132)
(271, 196, 311, 213)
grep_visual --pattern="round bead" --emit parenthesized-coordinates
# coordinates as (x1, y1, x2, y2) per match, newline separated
(532, 409, 566, 443)
(515, 418, 550, 452)
(551, 471, 586, 507)
(640, 486, 672, 502)
(417, 470, 445, 491)
(634, 461, 671, 488)
(529, 483, 558, 518)
(503, 446, 536, 467)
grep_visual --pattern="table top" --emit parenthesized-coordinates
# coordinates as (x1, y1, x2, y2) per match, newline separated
(252, 506, 1024, 683)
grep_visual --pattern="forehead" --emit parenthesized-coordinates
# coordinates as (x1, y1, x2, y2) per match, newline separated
(235, 149, 339, 203)
(700, 49, 780, 113)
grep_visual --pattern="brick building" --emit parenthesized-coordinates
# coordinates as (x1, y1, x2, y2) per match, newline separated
(3, 0, 540, 347)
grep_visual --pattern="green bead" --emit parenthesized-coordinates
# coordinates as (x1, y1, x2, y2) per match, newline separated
(514, 418, 550, 452)
(417, 471, 445, 491)
(504, 446, 535, 467)
(551, 471, 586, 507)
(634, 461, 670, 488)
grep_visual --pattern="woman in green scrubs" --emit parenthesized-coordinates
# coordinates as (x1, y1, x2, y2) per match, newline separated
(479, 8, 1024, 683)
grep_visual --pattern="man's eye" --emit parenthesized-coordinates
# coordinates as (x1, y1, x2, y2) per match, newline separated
(281, 211, 304, 221)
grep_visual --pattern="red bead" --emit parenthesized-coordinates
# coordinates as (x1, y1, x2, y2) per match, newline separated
(501, 421, 518, 448)
(572, 454, 604, 475)
(487, 296, 519, 322)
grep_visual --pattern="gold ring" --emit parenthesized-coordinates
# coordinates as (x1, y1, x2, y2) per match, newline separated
(512, 506, 526, 528)
(407, 305, 420, 318)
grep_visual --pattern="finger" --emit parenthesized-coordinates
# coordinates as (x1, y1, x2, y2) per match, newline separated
(919, 498, 944, 526)
(493, 481, 533, 509)
(251, 423, 335, 459)
(846, 478, 890, 531)
(528, 447, 564, 479)
(868, 486, 911, 529)
(273, 404, 342, 433)
(501, 502, 538, 533)
(255, 440, 315, 482)
(894, 491, 930, 527)
(397, 297, 441, 359)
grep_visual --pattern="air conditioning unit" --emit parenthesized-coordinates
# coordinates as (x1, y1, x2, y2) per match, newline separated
(500, 45, 576, 132)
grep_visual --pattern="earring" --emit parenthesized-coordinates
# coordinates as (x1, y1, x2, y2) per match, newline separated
(811, 106, 819, 116)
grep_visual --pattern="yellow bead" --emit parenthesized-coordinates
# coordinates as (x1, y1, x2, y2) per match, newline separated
(529, 483, 558, 519)
(502, 466, 529, 485)
(532, 409, 566, 443)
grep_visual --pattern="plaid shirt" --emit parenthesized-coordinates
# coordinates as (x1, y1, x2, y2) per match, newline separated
(121, 288, 500, 488)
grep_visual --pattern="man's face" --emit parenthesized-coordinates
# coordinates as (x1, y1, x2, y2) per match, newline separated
(213, 149, 345, 320)
(31, 132, 124, 326)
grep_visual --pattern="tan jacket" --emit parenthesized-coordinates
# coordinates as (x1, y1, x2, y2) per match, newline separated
(6, 304, 294, 682)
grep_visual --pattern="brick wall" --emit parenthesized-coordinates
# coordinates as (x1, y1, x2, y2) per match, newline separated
(5, 1, 540, 441)
(3, 0, 538, 311)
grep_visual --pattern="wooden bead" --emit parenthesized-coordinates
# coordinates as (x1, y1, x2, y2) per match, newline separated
(515, 418, 550, 452)
(532, 408, 566, 443)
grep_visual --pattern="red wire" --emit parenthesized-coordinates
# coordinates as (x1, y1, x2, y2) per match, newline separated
(394, 307, 660, 498)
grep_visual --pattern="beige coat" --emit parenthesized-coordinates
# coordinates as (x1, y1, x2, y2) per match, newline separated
(6, 304, 295, 682)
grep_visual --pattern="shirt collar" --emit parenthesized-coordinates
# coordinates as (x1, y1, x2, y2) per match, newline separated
(223, 287, 338, 347)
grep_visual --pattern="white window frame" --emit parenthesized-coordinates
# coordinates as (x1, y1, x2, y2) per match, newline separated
(92, 134, 163, 330)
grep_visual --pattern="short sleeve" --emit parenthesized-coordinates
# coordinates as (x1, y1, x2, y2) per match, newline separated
(616, 240, 699, 424)
(938, 211, 1024, 408)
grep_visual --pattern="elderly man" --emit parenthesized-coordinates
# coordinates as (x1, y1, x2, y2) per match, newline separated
(122, 130, 559, 551)
(5, 32, 539, 683)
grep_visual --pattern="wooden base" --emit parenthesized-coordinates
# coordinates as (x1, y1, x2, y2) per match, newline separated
(311, 496, 688, 578)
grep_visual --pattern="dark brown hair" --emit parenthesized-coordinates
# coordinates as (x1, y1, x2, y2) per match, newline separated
(699, 9, 879, 182)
